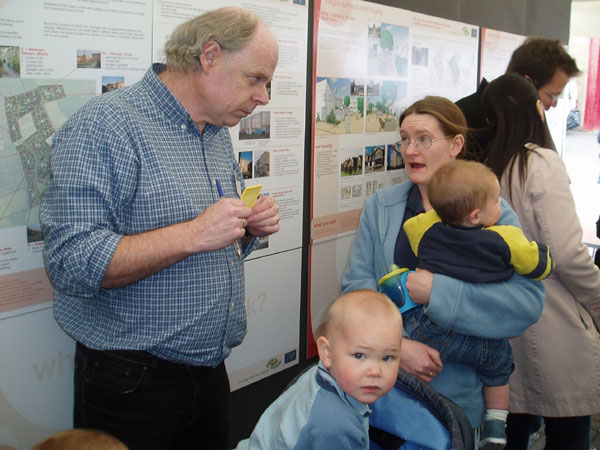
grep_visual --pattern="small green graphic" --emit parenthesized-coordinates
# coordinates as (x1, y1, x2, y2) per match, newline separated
(267, 358, 281, 370)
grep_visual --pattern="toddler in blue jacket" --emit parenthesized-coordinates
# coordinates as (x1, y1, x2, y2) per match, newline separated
(235, 289, 403, 450)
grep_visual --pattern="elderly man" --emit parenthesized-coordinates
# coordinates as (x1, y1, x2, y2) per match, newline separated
(41, 8, 279, 450)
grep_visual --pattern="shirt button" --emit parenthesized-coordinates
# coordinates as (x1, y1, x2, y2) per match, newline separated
(230, 302, 235, 309)
(230, 260, 235, 267)
(180, 124, 187, 130)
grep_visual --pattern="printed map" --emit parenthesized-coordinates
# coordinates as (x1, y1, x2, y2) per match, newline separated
(0, 79, 95, 239)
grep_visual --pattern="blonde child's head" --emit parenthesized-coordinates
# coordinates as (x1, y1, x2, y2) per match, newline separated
(429, 160, 502, 228)
(32, 429, 128, 450)
(317, 290, 403, 404)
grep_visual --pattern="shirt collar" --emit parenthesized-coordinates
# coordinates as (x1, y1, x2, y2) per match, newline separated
(144, 63, 220, 138)
(317, 361, 371, 417)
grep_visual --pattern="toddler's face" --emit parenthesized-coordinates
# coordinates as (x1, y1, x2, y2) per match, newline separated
(326, 313, 402, 404)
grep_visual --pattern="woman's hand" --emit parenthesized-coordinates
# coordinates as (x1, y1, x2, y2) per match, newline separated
(405, 268, 434, 304)
(399, 338, 443, 383)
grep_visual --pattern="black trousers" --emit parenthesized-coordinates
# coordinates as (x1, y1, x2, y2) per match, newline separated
(74, 342, 230, 450)
(505, 412, 591, 450)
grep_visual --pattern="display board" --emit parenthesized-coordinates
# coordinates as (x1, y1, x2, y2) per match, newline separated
(307, 0, 479, 355)
(0, 0, 152, 320)
(153, 0, 307, 259)
(0, 0, 307, 447)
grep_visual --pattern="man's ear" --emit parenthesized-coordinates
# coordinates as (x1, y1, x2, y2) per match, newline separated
(467, 208, 481, 226)
(200, 41, 221, 71)
(317, 336, 332, 368)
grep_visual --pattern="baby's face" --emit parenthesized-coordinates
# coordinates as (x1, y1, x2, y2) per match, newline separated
(478, 180, 502, 227)
(326, 313, 402, 404)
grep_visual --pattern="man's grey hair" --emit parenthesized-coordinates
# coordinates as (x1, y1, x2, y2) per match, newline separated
(164, 7, 260, 72)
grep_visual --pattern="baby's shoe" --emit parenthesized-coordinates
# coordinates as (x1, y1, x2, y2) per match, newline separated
(478, 418, 506, 450)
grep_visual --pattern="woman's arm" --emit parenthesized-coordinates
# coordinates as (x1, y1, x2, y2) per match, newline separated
(341, 196, 381, 293)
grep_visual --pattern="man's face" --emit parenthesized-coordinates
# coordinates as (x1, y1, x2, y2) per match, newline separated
(537, 69, 570, 110)
(204, 25, 278, 127)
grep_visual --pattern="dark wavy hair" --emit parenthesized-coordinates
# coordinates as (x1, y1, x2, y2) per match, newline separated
(483, 73, 555, 200)
(506, 37, 580, 87)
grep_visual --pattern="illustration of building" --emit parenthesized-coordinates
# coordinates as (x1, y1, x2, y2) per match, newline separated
(315, 79, 341, 121)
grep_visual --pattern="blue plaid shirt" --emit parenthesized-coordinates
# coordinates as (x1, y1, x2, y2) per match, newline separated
(41, 64, 256, 366)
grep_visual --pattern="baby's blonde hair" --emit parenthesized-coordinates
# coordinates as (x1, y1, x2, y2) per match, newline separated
(429, 160, 499, 226)
(32, 429, 128, 450)
(324, 289, 402, 340)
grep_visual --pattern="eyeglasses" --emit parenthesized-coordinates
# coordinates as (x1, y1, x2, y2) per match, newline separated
(532, 79, 561, 104)
(541, 88, 560, 103)
(397, 135, 452, 150)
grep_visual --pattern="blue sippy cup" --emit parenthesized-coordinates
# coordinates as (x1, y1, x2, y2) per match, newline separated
(377, 264, 418, 313)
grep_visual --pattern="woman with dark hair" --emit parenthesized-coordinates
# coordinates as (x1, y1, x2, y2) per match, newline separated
(483, 73, 600, 450)
(341, 95, 544, 446)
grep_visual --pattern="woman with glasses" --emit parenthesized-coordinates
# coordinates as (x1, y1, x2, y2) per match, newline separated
(483, 73, 600, 450)
(341, 96, 545, 448)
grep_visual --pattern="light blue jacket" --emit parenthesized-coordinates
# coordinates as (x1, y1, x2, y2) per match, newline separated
(235, 362, 370, 450)
(341, 181, 545, 427)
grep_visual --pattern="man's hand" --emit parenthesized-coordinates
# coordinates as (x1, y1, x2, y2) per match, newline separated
(188, 198, 251, 252)
(405, 268, 434, 304)
(245, 196, 280, 237)
(399, 339, 443, 383)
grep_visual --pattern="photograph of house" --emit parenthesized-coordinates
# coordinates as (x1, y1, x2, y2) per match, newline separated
(239, 111, 271, 140)
(102, 76, 125, 93)
(387, 142, 405, 170)
(239, 151, 253, 179)
(365, 145, 385, 173)
(254, 150, 270, 178)
(77, 49, 101, 69)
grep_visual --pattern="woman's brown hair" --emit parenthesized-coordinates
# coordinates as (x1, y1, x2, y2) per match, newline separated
(399, 96, 470, 159)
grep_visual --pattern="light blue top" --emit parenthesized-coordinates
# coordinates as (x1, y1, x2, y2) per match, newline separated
(341, 181, 545, 427)
(41, 63, 257, 366)
(236, 362, 371, 450)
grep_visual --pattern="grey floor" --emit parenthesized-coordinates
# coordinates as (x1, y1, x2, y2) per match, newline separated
(527, 128, 600, 449)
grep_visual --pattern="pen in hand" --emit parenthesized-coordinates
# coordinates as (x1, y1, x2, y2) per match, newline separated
(214, 178, 243, 260)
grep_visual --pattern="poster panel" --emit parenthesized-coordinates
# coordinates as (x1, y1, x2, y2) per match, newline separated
(307, 0, 479, 355)
(0, 308, 75, 449)
(153, 0, 308, 259)
(310, 0, 478, 243)
(226, 248, 301, 390)
(0, 0, 152, 318)
(480, 27, 525, 84)
(1, 0, 307, 446)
